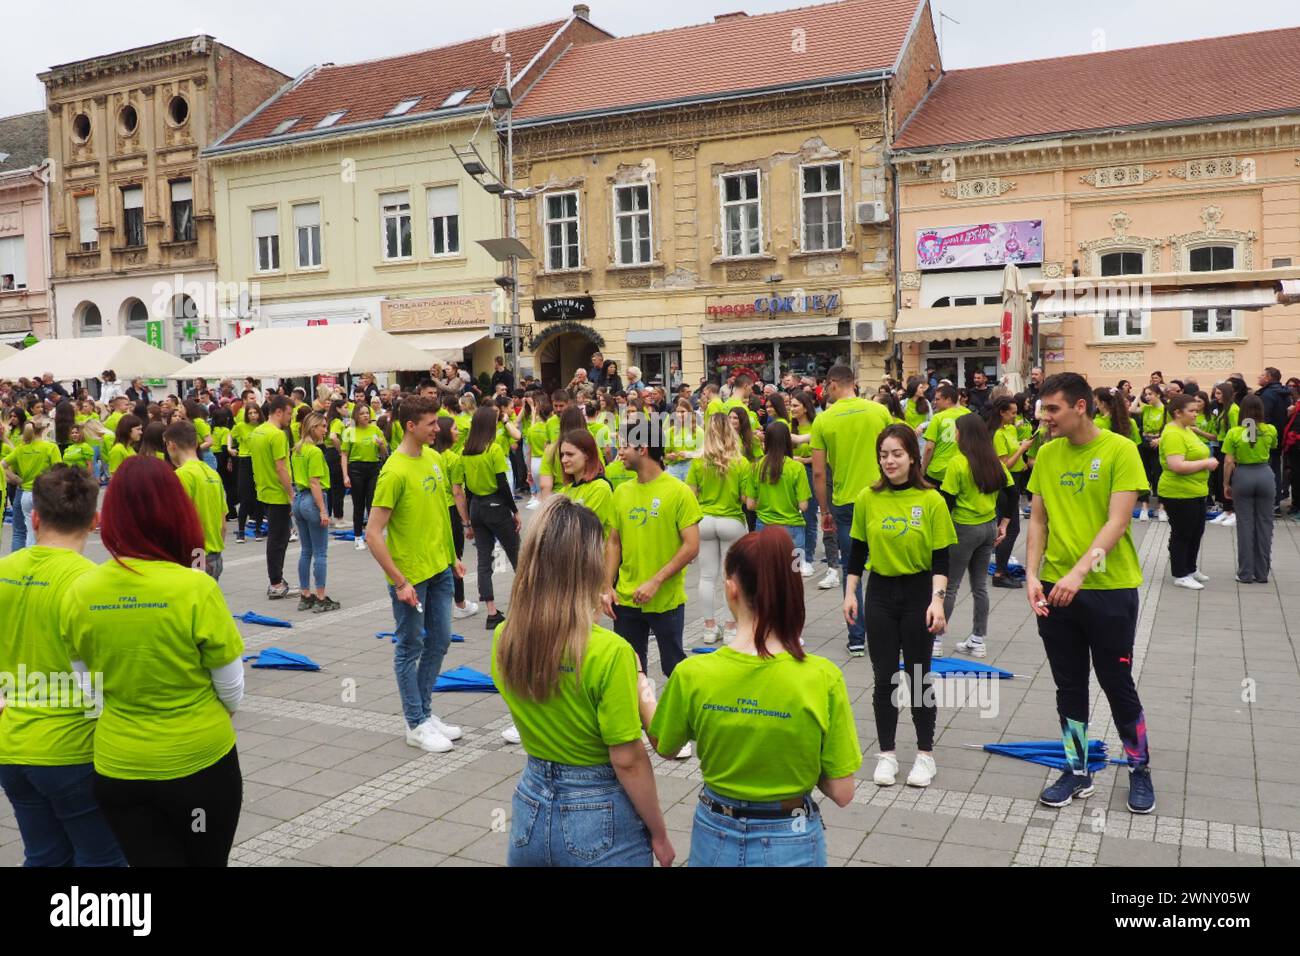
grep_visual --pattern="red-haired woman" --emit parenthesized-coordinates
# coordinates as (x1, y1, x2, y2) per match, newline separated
(639, 526, 861, 867)
(556, 428, 614, 538)
(60, 456, 245, 866)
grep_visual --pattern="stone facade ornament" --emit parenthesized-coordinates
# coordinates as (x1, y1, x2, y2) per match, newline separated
(1169, 157, 1239, 180)
(1079, 165, 1160, 188)
(1187, 349, 1235, 371)
(1168, 205, 1256, 270)
(900, 271, 921, 290)
(1098, 350, 1146, 372)
(1077, 211, 1164, 275)
(939, 178, 1016, 200)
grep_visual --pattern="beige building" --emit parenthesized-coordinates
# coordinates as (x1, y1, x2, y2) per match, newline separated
(40, 36, 287, 357)
(510, 0, 942, 391)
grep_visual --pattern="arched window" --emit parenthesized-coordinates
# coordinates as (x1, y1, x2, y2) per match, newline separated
(78, 302, 102, 338)
(122, 298, 149, 341)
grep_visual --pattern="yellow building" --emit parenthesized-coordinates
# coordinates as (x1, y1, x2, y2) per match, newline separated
(511, 0, 941, 391)
(204, 13, 607, 380)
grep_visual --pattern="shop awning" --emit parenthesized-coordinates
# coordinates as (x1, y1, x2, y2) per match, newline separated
(892, 305, 1061, 343)
(699, 317, 840, 345)
(1034, 285, 1280, 316)
(395, 327, 493, 361)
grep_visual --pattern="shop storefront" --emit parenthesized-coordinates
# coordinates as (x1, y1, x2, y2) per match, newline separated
(700, 290, 850, 384)
(380, 293, 498, 387)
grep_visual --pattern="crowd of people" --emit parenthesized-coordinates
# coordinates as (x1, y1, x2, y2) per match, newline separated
(1, 353, 1298, 867)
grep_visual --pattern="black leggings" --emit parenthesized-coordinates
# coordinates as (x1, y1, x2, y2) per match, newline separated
(324, 447, 345, 519)
(1163, 496, 1205, 579)
(92, 745, 242, 867)
(864, 571, 936, 752)
(994, 473, 1023, 573)
(348, 460, 380, 536)
(1138, 441, 1161, 505)
(449, 505, 465, 604)
(469, 494, 520, 603)
(236, 457, 264, 536)
(215, 450, 238, 518)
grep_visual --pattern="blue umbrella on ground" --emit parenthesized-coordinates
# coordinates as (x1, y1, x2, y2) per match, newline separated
(691, 647, 719, 654)
(907, 657, 1016, 678)
(375, 632, 464, 643)
(244, 647, 321, 671)
(982, 739, 1110, 773)
(234, 611, 292, 628)
(331, 530, 356, 541)
(434, 666, 497, 693)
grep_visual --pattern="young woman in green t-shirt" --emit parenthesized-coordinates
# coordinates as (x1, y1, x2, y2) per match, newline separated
(492, 495, 672, 868)
(728, 407, 760, 532)
(290, 412, 339, 614)
(230, 402, 265, 542)
(322, 399, 348, 527)
(1222, 393, 1276, 584)
(461, 405, 520, 631)
(1158, 393, 1218, 590)
(988, 395, 1033, 589)
(342, 404, 387, 548)
(1136, 385, 1170, 523)
(432, 417, 478, 621)
(745, 421, 809, 538)
(688, 413, 750, 645)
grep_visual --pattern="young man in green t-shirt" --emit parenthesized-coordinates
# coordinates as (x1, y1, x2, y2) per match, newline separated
(164, 420, 227, 581)
(365, 396, 466, 754)
(249, 396, 295, 598)
(1026, 372, 1154, 815)
(921, 384, 971, 483)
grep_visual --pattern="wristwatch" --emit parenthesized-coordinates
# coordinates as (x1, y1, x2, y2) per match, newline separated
(932, 588, 947, 598)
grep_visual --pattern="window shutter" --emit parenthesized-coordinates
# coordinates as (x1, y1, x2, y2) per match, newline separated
(252, 208, 278, 237)
(293, 203, 321, 229)
(171, 180, 193, 202)
(77, 195, 97, 239)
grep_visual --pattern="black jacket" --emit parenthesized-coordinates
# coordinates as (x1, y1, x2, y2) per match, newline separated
(1257, 382, 1290, 433)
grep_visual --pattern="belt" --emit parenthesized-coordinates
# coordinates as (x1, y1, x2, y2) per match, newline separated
(698, 792, 816, 820)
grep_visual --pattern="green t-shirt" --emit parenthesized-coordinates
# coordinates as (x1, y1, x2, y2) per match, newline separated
(1140, 404, 1168, 437)
(250, 422, 290, 505)
(193, 418, 212, 449)
(849, 484, 956, 577)
(903, 399, 929, 430)
(527, 419, 549, 458)
(327, 418, 345, 449)
(1222, 423, 1277, 465)
(230, 420, 256, 458)
(460, 444, 507, 497)
(586, 422, 613, 454)
(62, 441, 96, 471)
(452, 414, 472, 453)
(993, 423, 1027, 472)
(291, 442, 330, 493)
(175, 458, 227, 554)
(940, 453, 1013, 526)
(212, 425, 231, 454)
(62, 558, 243, 780)
(106, 443, 135, 476)
(706, 397, 760, 433)
(604, 459, 634, 491)
(371, 448, 456, 586)
(809, 396, 893, 506)
(491, 622, 642, 766)
(1094, 415, 1141, 445)
(4, 441, 62, 490)
(745, 456, 811, 527)
(558, 477, 615, 537)
(611, 472, 702, 613)
(792, 418, 814, 460)
(665, 424, 704, 463)
(0, 547, 97, 766)
(345, 423, 385, 463)
(1027, 430, 1148, 589)
(1158, 425, 1211, 500)
(440, 449, 462, 502)
(922, 406, 971, 482)
(686, 455, 751, 521)
(102, 412, 123, 452)
(649, 647, 862, 801)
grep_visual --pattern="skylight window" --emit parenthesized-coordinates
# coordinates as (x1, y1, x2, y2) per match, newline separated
(315, 110, 347, 128)
(388, 97, 422, 116)
(271, 117, 300, 135)
(440, 89, 473, 108)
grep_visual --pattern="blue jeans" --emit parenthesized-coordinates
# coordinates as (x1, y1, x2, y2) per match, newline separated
(689, 786, 826, 867)
(508, 757, 651, 867)
(667, 461, 691, 482)
(832, 501, 864, 647)
(801, 461, 820, 561)
(292, 490, 329, 590)
(0, 762, 126, 866)
(202, 450, 219, 472)
(10, 489, 32, 552)
(389, 569, 454, 729)
(753, 518, 803, 547)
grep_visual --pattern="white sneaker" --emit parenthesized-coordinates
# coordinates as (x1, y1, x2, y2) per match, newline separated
(525, 497, 540, 511)
(1209, 512, 1227, 525)
(354, 538, 367, 551)
(406, 723, 453, 753)
(1138, 509, 1150, 522)
(932, 635, 944, 657)
(1156, 509, 1169, 523)
(423, 715, 463, 741)
(501, 724, 521, 744)
(799, 561, 815, 578)
(701, 623, 722, 645)
(672, 741, 693, 760)
(1191, 571, 1210, 584)
(289, 528, 299, 543)
(331, 518, 349, 529)
(873, 753, 899, 786)
(818, 568, 840, 590)
(906, 753, 937, 787)
(1172, 575, 1204, 590)
(1220, 513, 1236, 528)
(453, 600, 479, 619)
(955, 636, 987, 658)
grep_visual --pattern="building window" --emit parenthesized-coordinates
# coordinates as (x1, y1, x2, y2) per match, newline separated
(441, 89, 473, 108)
(721, 171, 761, 257)
(315, 110, 347, 129)
(294, 202, 322, 268)
(168, 96, 189, 126)
(801, 162, 844, 251)
(1189, 245, 1235, 272)
(1101, 310, 1144, 338)
(0, 236, 27, 291)
(78, 303, 102, 338)
(170, 179, 194, 242)
(122, 186, 144, 247)
(271, 117, 300, 135)
(388, 98, 421, 117)
(426, 186, 459, 256)
(613, 184, 652, 265)
(252, 208, 279, 272)
(544, 191, 580, 271)
(118, 105, 138, 136)
(1189, 244, 1237, 336)
(76, 195, 98, 251)
(381, 191, 412, 260)
(72, 114, 91, 143)
(124, 299, 149, 340)
(1100, 251, 1143, 275)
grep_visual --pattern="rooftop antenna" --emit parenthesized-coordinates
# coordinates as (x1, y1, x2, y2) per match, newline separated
(938, 10, 960, 62)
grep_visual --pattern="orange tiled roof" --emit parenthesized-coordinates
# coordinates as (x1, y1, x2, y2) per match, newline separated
(893, 26, 1300, 150)
(513, 0, 923, 123)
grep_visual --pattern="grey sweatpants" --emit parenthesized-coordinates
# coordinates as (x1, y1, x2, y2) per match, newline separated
(943, 519, 997, 637)
(1231, 462, 1275, 581)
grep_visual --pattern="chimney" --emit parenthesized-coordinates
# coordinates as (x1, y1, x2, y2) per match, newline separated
(714, 11, 748, 21)
(573, 4, 590, 18)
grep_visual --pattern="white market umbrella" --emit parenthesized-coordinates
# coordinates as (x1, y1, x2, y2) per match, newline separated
(999, 263, 1032, 394)
(181, 323, 436, 379)
(0, 336, 186, 382)
(0, 343, 16, 361)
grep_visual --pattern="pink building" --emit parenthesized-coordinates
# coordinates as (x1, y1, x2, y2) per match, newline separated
(0, 111, 52, 344)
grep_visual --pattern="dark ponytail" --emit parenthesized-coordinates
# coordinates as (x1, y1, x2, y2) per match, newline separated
(724, 527, 806, 660)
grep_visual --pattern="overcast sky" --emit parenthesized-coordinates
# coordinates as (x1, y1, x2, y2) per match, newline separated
(5, 0, 1297, 118)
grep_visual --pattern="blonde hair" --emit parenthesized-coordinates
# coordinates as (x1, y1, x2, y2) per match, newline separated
(495, 497, 606, 701)
(700, 411, 741, 478)
(458, 393, 477, 414)
(294, 411, 325, 454)
(22, 416, 51, 444)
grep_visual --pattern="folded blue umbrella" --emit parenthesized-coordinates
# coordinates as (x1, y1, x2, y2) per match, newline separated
(244, 647, 321, 671)
(983, 739, 1110, 773)
(434, 666, 498, 693)
(903, 656, 1015, 678)
(331, 530, 356, 541)
(233, 611, 293, 628)
(375, 631, 464, 643)
(987, 561, 1026, 579)
(691, 647, 719, 654)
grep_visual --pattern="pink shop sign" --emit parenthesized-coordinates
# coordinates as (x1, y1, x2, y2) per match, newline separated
(916, 220, 1043, 270)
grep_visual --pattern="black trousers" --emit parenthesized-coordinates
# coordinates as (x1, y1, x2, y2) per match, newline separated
(324, 447, 345, 519)
(1290, 444, 1300, 514)
(469, 494, 519, 603)
(613, 603, 686, 678)
(348, 460, 380, 536)
(1163, 496, 1205, 579)
(994, 481, 1021, 573)
(864, 571, 936, 752)
(236, 457, 264, 536)
(1138, 441, 1160, 505)
(93, 745, 242, 867)
(215, 450, 238, 518)
(264, 502, 292, 585)
(449, 505, 465, 603)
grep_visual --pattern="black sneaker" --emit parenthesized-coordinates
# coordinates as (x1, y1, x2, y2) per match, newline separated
(847, 644, 865, 658)
(297, 594, 317, 612)
(484, 611, 505, 630)
(1040, 771, 1094, 807)
(1127, 766, 1155, 814)
(267, 582, 291, 600)
(991, 574, 1024, 589)
(313, 596, 341, 614)
(236, 534, 246, 545)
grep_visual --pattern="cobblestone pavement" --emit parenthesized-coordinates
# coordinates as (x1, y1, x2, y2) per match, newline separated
(3, 497, 1299, 867)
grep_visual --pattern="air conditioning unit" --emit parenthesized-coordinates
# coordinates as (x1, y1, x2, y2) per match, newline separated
(855, 200, 888, 225)
(853, 320, 886, 343)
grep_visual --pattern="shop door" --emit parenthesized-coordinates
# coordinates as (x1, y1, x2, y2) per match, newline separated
(634, 347, 680, 388)
(962, 354, 998, 388)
